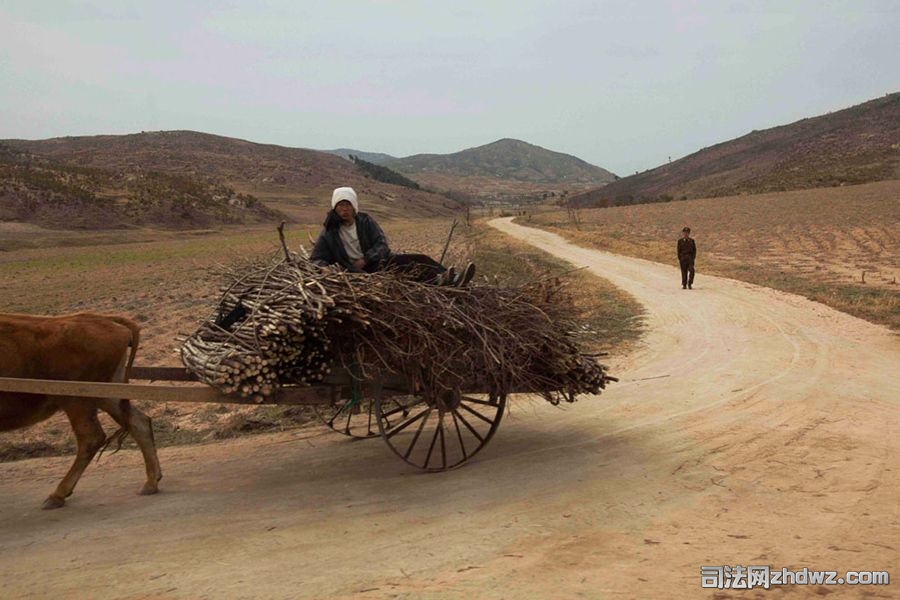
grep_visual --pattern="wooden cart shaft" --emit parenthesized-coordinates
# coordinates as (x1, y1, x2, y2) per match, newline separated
(0, 366, 406, 406)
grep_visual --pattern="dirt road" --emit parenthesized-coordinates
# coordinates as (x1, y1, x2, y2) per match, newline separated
(2, 217, 898, 599)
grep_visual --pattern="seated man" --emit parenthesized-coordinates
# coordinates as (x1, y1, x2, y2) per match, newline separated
(310, 186, 475, 286)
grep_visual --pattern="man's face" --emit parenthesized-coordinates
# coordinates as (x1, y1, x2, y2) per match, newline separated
(682, 230, 691, 238)
(335, 200, 355, 223)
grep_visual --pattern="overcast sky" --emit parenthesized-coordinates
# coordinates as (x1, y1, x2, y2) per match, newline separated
(1, 1, 897, 175)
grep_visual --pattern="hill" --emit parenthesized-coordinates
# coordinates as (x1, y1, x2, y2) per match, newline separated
(0, 131, 461, 229)
(570, 92, 900, 207)
(0, 142, 281, 229)
(383, 138, 617, 201)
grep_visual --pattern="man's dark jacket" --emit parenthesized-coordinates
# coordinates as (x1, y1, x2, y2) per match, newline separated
(310, 211, 391, 269)
(677, 237, 697, 263)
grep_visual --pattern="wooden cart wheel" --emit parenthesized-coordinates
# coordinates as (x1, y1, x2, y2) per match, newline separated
(314, 395, 380, 439)
(375, 388, 506, 471)
(314, 379, 407, 439)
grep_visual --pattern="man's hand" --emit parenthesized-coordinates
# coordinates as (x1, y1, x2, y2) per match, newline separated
(351, 258, 366, 271)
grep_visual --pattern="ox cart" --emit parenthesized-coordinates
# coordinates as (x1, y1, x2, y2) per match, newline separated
(0, 365, 516, 472)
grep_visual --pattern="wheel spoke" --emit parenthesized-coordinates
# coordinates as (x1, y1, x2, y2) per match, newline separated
(385, 406, 431, 439)
(453, 408, 485, 443)
(460, 395, 499, 407)
(439, 414, 448, 470)
(459, 401, 495, 425)
(423, 413, 442, 469)
(402, 407, 432, 459)
(343, 403, 353, 434)
(381, 400, 418, 421)
(324, 400, 348, 427)
(451, 410, 468, 460)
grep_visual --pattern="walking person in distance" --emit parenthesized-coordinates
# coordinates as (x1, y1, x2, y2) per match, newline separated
(677, 226, 697, 289)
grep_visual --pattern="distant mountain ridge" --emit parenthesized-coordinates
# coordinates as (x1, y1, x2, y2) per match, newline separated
(385, 138, 616, 186)
(325, 138, 617, 200)
(571, 92, 900, 207)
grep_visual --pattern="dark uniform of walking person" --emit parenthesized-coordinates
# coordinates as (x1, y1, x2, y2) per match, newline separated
(677, 226, 696, 289)
(310, 187, 475, 286)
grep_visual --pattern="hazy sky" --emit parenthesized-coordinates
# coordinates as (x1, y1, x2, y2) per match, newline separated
(1, 1, 897, 175)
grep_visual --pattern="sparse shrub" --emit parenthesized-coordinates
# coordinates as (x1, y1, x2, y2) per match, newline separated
(350, 155, 421, 189)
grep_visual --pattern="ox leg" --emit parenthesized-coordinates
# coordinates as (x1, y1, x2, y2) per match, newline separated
(102, 399, 162, 496)
(44, 403, 107, 509)
(105, 348, 162, 496)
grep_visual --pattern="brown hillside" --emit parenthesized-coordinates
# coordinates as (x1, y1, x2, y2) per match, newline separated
(571, 92, 900, 206)
(4, 131, 353, 189)
(1, 131, 461, 228)
(0, 144, 283, 230)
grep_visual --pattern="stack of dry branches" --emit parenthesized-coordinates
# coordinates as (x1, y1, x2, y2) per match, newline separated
(181, 253, 616, 404)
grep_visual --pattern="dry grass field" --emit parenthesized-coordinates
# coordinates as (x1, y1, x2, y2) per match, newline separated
(0, 215, 641, 460)
(531, 179, 900, 330)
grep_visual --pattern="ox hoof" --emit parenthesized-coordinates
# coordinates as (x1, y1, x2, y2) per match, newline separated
(41, 496, 66, 510)
(138, 482, 159, 496)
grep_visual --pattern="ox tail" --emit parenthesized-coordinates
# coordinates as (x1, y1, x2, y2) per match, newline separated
(98, 427, 129, 460)
(107, 315, 141, 379)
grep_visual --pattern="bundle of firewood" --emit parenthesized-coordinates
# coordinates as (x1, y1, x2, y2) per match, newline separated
(181, 253, 616, 404)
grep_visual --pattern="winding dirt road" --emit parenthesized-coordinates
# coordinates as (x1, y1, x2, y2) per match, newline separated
(2, 217, 898, 599)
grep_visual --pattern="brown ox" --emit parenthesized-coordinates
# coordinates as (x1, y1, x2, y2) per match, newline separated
(0, 312, 162, 509)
